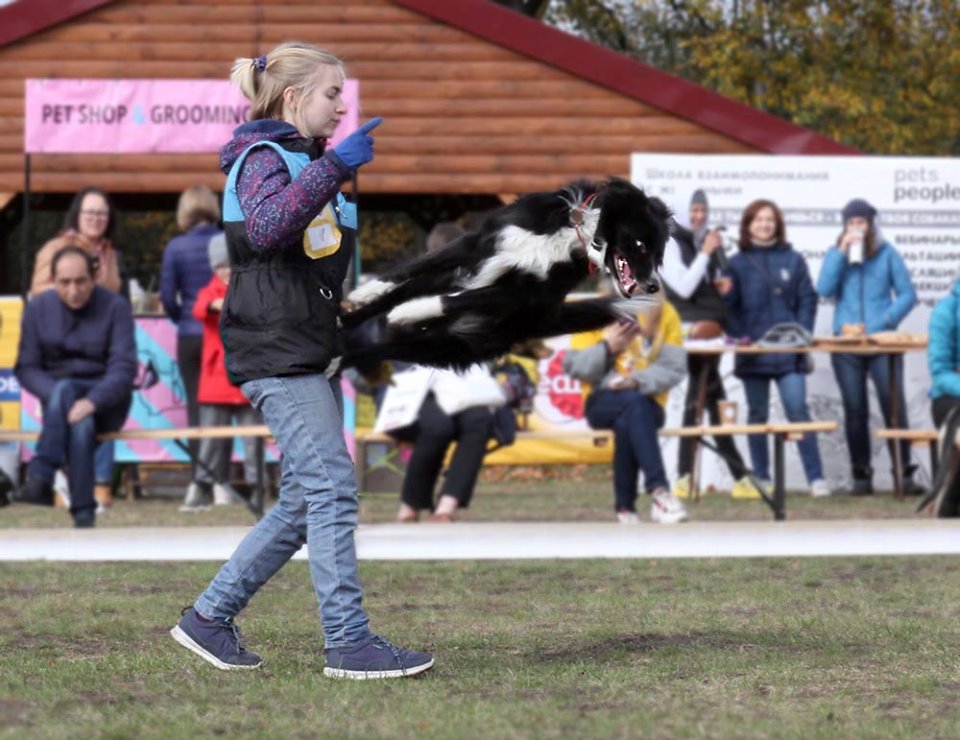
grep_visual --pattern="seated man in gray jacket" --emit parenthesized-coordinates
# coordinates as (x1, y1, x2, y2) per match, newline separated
(563, 300, 688, 524)
(14, 247, 137, 527)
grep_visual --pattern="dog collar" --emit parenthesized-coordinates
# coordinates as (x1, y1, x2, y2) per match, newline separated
(571, 193, 607, 273)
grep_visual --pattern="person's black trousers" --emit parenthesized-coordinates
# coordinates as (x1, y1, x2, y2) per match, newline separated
(678, 353, 748, 480)
(397, 394, 493, 511)
(177, 334, 204, 474)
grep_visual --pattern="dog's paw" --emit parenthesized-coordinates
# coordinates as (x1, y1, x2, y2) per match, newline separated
(347, 279, 395, 307)
(387, 296, 444, 326)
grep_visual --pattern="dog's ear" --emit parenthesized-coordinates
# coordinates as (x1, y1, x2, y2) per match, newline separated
(646, 195, 673, 224)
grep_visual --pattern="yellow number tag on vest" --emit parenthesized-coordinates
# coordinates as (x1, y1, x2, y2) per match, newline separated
(303, 203, 342, 259)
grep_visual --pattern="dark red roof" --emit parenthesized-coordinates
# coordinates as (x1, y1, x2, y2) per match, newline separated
(0, 0, 115, 48)
(2, 0, 858, 155)
(394, 0, 860, 155)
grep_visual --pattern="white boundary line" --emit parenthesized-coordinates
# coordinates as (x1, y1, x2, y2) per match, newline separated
(2, 520, 960, 561)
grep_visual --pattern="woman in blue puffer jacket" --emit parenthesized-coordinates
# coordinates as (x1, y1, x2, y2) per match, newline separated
(929, 274, 960, 427)
(717, 199, 829, 498)
(817, 198, 918, 494)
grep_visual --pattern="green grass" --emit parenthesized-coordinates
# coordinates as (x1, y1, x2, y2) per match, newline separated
(1, 470, 947, 737)
(0, 464, 928, 529)
(2, 558, 960, 738)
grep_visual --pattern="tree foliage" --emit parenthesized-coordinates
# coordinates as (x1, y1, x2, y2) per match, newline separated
(537, 0, 960, 155)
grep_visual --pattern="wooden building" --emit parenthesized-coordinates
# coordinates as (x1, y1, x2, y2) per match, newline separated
(0, 0, 856, 199)
(0, 0, 858, 289)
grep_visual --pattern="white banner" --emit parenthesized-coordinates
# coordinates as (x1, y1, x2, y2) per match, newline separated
(631, 153, 960, 493)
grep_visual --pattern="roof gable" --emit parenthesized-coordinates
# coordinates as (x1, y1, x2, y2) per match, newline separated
(393, 0, 859, 155)
(0, 0, 116, 48)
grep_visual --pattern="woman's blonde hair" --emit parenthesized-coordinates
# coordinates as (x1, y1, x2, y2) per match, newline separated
(231, 41, 344, 121)
(176, 185, 221, 232)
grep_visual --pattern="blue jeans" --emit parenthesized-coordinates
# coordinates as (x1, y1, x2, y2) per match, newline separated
(95, 442, 115, 486)
(742, 373, 823, 483)
(585, 389, 667, 512)
(29, 379, 130, 517)
(831, 352, 912, 479)
(194, 374, 371, 648)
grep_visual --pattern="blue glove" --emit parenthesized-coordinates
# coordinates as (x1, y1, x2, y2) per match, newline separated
(332, 117, 382, 169)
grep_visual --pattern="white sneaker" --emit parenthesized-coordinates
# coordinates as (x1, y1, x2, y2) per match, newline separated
(179, 482, 212, 512)
(810, 479, 832, 498)
(650, 487, 688, 524)
(53, 470, 71, 509)
(213, 483, 243, 506)
(616, 509, 641, 525)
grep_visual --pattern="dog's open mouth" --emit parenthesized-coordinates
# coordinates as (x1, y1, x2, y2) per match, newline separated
(612, 251, 639, 297)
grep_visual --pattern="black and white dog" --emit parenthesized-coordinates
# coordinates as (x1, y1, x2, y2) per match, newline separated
(342, 177, 671, 370)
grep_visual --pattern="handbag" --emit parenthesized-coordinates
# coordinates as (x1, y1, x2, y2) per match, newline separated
(431, 365, 507, 416)
(373, 366, 434, 434)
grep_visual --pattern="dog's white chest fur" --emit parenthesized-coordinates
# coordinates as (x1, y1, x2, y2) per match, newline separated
(466, 219, 596, 290)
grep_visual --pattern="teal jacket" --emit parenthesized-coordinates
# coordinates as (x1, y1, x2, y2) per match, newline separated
(929, 278, 960, 400)
(816, 240, 916, 334)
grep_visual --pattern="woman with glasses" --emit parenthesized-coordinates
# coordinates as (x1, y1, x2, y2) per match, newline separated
(30, 187, 122, 297)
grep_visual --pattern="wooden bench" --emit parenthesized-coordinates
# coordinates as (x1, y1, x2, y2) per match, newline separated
(659, 421, 839, 521)
(876, 428, 940, 474)
(354, 428, 614, 493)
(0, 425, 274, 517)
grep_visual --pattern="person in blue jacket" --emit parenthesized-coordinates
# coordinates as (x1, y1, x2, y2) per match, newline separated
(816, 198, 919, 494)
(928, 274, 960, 427)
(716, 199, 830, 498)
(160, 185, 219, 488)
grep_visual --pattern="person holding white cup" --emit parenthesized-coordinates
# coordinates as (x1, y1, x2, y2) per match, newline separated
(816, 198, 919, 495)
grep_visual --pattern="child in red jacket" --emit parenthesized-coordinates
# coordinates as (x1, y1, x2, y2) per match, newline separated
(180, 235, 262, 511)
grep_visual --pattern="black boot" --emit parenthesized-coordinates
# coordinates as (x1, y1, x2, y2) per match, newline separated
(900, 464, 926, 496)
(15, 477, 54, 506)
(851, 466, 873, 495)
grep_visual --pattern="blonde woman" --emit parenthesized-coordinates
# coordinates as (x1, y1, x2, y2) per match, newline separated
(170, 41, 432, 679)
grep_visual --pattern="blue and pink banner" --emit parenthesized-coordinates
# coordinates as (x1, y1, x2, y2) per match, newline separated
(20, 316, 357, 463)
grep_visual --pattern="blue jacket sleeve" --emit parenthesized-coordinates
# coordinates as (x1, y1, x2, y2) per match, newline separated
(882, 248, 916, 330)
(159, 243, 181, 323)
(86, 301, 138, 410)
(816, 246, 846, 298)
(794, 255, 817, 331)
(13, 302, 57, 403)
(928, 297, 960, 398)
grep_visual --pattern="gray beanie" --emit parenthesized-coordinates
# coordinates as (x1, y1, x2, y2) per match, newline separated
(690, 189, 708, 208)
(208, 233, 229, 269)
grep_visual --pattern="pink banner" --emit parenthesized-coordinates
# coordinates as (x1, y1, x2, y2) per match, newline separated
(24, 78, 359, 154)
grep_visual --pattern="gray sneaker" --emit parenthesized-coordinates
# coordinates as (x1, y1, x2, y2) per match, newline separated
(170, 607, 262, 670)
(324, 635, 433, 680)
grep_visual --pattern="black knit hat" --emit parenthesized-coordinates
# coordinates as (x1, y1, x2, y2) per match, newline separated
(841, 198, 877, 224)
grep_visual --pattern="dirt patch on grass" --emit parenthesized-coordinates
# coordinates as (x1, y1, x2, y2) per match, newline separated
(0, 698, 30, 725)
(12, 633, 113, 659)
(537, 631, 781, 663)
